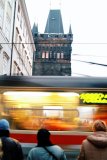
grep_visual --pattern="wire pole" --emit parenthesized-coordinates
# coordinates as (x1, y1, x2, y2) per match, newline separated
(10, 0, 16, 76)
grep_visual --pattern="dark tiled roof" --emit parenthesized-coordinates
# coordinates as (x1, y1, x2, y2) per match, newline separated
(44, 10, 64, 33)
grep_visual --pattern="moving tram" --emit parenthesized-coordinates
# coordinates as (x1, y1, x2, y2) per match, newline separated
(0, 76, 107, 159)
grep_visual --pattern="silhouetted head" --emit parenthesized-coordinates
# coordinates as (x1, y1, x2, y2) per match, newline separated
(37, 128, 53, 147)
(93, 120, 107, 132)
(0, 119, 10, 137)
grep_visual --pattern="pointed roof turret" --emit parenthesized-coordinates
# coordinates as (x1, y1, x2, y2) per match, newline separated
(44, 9, 64, 34)
(69, 24, 72, 34)
(32, 23, 38, 36)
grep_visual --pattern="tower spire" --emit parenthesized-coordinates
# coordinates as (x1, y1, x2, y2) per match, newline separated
(50, 0, 51, 9)
(50, 0, 61, 9)
(44, 10, 64, 33)
(32, 23, 38, 36)
(69, 24, 72, 34)
(59, 0, 61, 10)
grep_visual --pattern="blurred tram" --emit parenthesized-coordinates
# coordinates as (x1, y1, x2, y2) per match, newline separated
(0, 75, 107, 154)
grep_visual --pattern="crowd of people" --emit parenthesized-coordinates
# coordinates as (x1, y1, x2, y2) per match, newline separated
(0, 118, 107, 160)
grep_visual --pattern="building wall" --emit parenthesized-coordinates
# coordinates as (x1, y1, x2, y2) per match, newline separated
(0, 0, 14, 75)
(0, 0, 35, 76)
(33, 61, 71, 76)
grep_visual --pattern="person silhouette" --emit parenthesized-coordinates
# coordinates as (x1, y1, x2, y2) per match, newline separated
(27, 128, 67, 160)
(0, 119, 24, 160)
(77, 120, 107, 160)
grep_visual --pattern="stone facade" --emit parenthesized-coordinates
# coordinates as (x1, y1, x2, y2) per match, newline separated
(32, 9, 73, 76)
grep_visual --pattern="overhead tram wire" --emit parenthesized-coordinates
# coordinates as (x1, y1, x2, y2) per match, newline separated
(72, 54, 107, 57)
(72, 59, 107, 67)
(72, 72, 92, 77)
(1, 42, 107, 44)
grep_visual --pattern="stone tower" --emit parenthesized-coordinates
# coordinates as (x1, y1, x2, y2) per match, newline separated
(32, 9, 73, 76)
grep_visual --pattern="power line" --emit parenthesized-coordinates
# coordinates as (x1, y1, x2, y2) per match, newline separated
(1, 42, 107, 44)
(72, 72, 92, 77)
(72, 42, 107, 44)
(72, 54, 107, 57)
(72, 59, 107, 67)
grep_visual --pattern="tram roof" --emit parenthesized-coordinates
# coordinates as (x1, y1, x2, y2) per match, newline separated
(0, 76, 107, 89)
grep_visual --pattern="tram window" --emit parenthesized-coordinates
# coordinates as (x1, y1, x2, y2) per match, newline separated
(0, 91, 107, 131)
(43, 106, 63, 118)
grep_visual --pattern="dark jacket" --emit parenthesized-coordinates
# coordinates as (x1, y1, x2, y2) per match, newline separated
(77, 131, 107, 160)
(0, 137, 24, 160)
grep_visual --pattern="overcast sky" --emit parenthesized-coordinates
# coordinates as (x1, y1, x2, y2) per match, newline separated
(25, 0, 107, 57)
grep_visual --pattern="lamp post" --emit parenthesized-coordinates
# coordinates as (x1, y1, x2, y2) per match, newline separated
(10, 0, 16, 76)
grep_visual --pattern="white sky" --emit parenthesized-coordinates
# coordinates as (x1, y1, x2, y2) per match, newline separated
(25, 0, 107, 56)
(25, 0, 107, 76)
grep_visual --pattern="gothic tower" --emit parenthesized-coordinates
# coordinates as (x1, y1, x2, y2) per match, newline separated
(32, 9, 73, 76)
